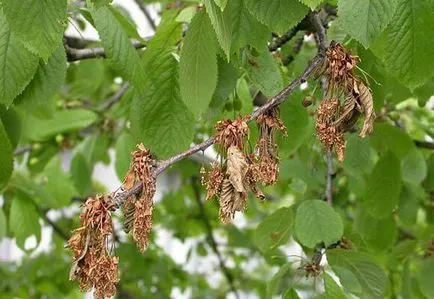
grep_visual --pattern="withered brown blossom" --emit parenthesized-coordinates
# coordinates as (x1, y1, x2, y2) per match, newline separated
(254, 108, 287, 185)
(201, 162, 225, 201)
(315, 42, 376, 161)
(214, 116, 250, 150)
(315, 98, 346, 162)
(122, 143, 156, 252)
(67, 195, 119, 299)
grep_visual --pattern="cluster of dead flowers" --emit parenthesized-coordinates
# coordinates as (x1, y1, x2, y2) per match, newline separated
(201, 109, 286, 223)
(315, 41, 376, 162)
(67, 195, 119, 299)
(67, 144, 157, 298)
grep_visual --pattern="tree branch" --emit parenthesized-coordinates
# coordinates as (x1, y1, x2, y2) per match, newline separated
(39, 209, 70, 241)
(134, 0, 157, 31)
(191, 177, 239, 299)
(414, 140, 434, 150)
(98, 83, 130, 111)
(113, 48, 325, 208)
(65, 40, 146, 62)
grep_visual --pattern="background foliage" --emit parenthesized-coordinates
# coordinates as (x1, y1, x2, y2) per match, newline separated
(0, 0, 433, 298)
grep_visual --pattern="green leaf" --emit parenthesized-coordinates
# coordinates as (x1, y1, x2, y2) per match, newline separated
(180, 11, 218, 118)
(204, 0, 232, 58)
(0, 12, 39, 106)
(294, 200, 344, 248)
(244, 0, 308, 33)
(337, 0, 398, 48)
(266, 263, 291, 298)
(130, 17, 194, 158)
(229, 0, 270, 50)
(344, 134, 375, 176)
(89, 2, 145, 87)
(401, 149, 427, 184)
(247, 48, 283, 97)
(90, 0, 112, 8)
(278, 95, 310, 156)
(9, 172, 56, 208)
(354, 205, 397, 252)
(370, 123, 415, 158)
(0, 208, 6, 239)
(115, 131, 136, 180)
(9, 193, 41, 251)
(0, 105, 21, 148)
(332, 266, 362, 295)
(363, 151, 401, 218)
(43, 156, 76, 208)
(0, 119, 13, 190)
(15, 45, 67, 110)
(283, 288, 300, 299)
(385, 0, 434, 89)
(68, 59, 105, 100)
(324, 272, 347, 299)
(253, 207, 294, 252)
(213, 0, 228, 10)
(71, 152, 92, 196)
(22, 109, 99, 141)
(328, 249, 388, 299)
(418, 258, 434, 298)
(1, 0, 67, 60)
(299, 0, 324, 10)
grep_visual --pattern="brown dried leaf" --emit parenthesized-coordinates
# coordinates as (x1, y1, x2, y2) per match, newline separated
(357, 81, 376, 138)
(227, 146, 248, 193)
(219, 178, 247, 223)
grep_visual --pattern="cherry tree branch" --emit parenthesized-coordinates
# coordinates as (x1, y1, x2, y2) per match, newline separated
(65, 40, 146, 62)
(134, 0, 157, 31)
(113, 44, 325, 207)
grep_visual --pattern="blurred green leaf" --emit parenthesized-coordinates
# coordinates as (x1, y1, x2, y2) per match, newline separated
(253, 206, 294, 252)
(363, 151, 401, 219)
(328, 249, 388, 299)
(266, 263, 291, 298)
(115, 132, 136, 180)
(9, 193, 41, 251)
(0, 119, 13, 190)
(324, 272, 347, 299)
(295, 200, 343, 248)
(71, 152, 92, 196)
(418, 258, 434, 298)
(22, 109, 99, 141)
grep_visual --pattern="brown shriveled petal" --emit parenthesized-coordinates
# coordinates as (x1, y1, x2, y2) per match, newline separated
(67, 195, 119, 299)
(201, 163, 225, 201)
(214, 116, 250, 150)
(315, 98, 340, 151)
(93, 256, 119, 299)
(334, 131, 346, 163)
(357, 81, 376, 138)
(325, 41, 359, 84)
(127, 144, 156, 252)
(133, 195, 153, 252)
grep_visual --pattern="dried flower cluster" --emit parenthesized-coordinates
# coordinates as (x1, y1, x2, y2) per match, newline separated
(67, 195, 119, 299)
(203, 113, 287, 223)
(315, 41, 376, 161)
(253, 107, 287, 185)
(214, 116, 250, 150)
(123, 143, 156, 252)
